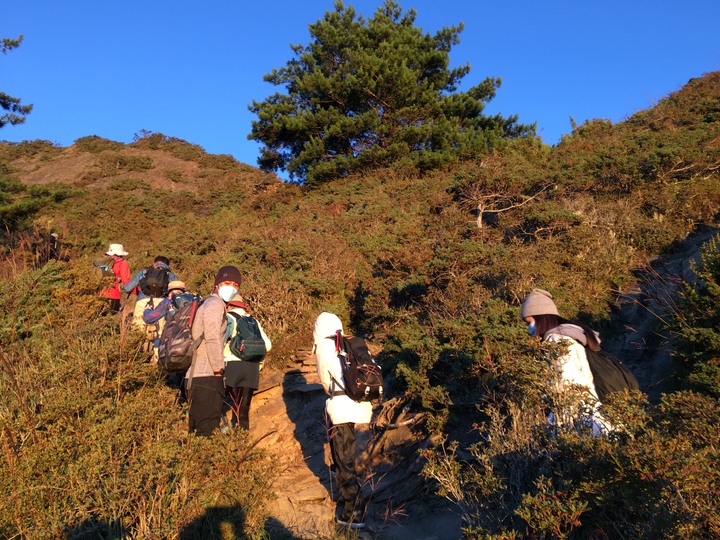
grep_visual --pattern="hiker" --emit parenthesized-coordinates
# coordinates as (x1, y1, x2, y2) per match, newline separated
(313, 312, 372, 529)
(144, 280, 195, 400)
(223, 293, 272, 431)
(142, 280, 190, 354)
(125, 256, 179, 328)
(33, 231, 62, 267)
(143, 280, 195, 326)
(186, 265, 241, 436)
(521, 288, 612, 437)
(99, 243, 132, 313)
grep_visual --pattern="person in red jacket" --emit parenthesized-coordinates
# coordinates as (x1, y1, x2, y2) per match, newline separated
(99, 243, 132, 313)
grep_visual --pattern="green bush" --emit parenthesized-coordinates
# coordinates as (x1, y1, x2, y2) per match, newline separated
(0, 139, 62, 163)
(0, 179, 75, 232)
(74, 135, 125, 154)
(0, 263, 279, 538)
(97, 152, 154, 175)
(423, 390, 720, 538)
(665, 235, 720, 396)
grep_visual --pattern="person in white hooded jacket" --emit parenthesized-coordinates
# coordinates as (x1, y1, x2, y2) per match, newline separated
(313, 312, 372, 529)
(521, 288, 612, 437)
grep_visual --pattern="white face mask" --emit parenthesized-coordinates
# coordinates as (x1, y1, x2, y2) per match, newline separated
(217, 285, 238, 302)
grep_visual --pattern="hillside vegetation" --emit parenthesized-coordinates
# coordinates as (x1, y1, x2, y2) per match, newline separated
(1, 72, 719, 538)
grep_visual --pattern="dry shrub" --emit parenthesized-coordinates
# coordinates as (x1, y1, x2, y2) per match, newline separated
(0, 262, 279, 539)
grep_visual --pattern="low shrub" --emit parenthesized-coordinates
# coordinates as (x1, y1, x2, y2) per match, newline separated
(74, 135, 125, 154)
(422, 388, 720, 539)
(0, 263, 279, 538)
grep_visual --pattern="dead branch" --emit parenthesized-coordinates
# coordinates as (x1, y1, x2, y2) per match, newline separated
(473, 184, 550, 229)
(382, 412, 426, 430)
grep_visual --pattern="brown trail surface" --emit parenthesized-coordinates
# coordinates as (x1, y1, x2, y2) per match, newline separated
(251, 347, 462, 539)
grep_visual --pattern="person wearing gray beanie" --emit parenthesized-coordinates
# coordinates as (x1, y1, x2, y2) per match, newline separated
(520, 287, 612, 437)
(520, 289, 559, 319)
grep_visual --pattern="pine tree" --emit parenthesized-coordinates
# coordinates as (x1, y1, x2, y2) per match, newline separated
(1, 36, 33, 129)
(248, 1, 534, 185)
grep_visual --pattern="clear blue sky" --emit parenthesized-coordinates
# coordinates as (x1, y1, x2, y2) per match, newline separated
(2, 1, 719, 170)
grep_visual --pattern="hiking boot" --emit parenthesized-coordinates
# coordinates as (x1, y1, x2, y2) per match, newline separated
(336, 509, 366, 529)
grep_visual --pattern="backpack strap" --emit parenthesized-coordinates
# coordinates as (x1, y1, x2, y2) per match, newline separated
(227, 311, 241, 334)
(324, 330, 343, 353)
(328, 330, 347, 397)
(329, 374, 347, 398)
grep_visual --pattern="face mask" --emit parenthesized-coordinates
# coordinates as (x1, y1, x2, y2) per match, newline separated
(527, 321, 537, 337)
(218, 285, 238, 303)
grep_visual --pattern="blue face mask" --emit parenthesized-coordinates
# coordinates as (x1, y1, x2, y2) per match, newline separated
(527, 321, 537, 337)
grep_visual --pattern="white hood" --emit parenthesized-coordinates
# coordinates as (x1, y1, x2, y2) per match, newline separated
(313, 312, 343, 345)
(312, 312, 372, 425)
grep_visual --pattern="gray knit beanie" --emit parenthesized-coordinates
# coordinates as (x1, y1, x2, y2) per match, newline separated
(521, 288, 559, 318)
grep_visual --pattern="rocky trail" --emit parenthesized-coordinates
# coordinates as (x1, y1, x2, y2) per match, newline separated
(249, 347, 462, 540)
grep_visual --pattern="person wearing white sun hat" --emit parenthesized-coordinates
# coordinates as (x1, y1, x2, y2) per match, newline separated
(99, 243, 132, 313)
(313, 312, 372, 529)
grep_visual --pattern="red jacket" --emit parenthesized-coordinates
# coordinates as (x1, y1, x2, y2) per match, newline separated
(100, 257, 131, 300)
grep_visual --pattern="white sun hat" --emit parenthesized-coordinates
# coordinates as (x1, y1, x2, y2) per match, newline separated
(105, 243, 129, 257)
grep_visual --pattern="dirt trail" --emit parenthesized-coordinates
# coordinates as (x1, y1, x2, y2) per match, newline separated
(250, 347, 462, 540)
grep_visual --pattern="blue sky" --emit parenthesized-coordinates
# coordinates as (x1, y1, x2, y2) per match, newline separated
(2, 1, 719, 170)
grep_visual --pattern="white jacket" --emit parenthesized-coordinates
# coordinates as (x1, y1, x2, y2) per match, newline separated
(313, 312, 373, 426)
(545, 324, 612, 437)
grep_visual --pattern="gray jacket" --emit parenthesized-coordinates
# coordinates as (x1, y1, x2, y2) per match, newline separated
(190, 295, 227, 378)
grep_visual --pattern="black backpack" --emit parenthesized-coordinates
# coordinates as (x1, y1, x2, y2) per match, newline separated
(584, 346, 640, 402)
(139, 266, 170, 297)
(330, 331, 384, 402)
(157, 296, 203, 373)
(227, 312, 267, 363)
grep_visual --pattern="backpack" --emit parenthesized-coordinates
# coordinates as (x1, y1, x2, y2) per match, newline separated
(584, 346, 640, 402)
(227, 312, 267, 363)
(157, 296, 203, 373)
(139, 266, 170, 297)
(330, 331, 384, 402)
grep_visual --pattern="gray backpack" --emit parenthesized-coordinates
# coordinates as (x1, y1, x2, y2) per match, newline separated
(157, 296, 203, 373)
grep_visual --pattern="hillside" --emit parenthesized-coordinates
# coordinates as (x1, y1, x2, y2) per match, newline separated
(1, 72, 719, 538)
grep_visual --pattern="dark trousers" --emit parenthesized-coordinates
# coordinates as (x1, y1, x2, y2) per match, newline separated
(188, 376, 225, 436)
(166, 371, 188, 404)
(225, 386, 255, 431)
(329, 422, 360, 511)
(107, 298, 121, 313)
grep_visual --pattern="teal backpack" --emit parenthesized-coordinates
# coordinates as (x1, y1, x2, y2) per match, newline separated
(227, 312, 267, 363)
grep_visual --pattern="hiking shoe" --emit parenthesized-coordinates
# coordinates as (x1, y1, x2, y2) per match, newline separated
(336, 510, 366, 529)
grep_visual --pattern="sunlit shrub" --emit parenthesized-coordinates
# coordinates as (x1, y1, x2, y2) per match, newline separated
(0, 263, 279, 538)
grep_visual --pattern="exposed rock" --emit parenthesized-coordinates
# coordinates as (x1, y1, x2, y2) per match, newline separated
(251, 363, 462, 539)
(610, 224, 720, 399)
